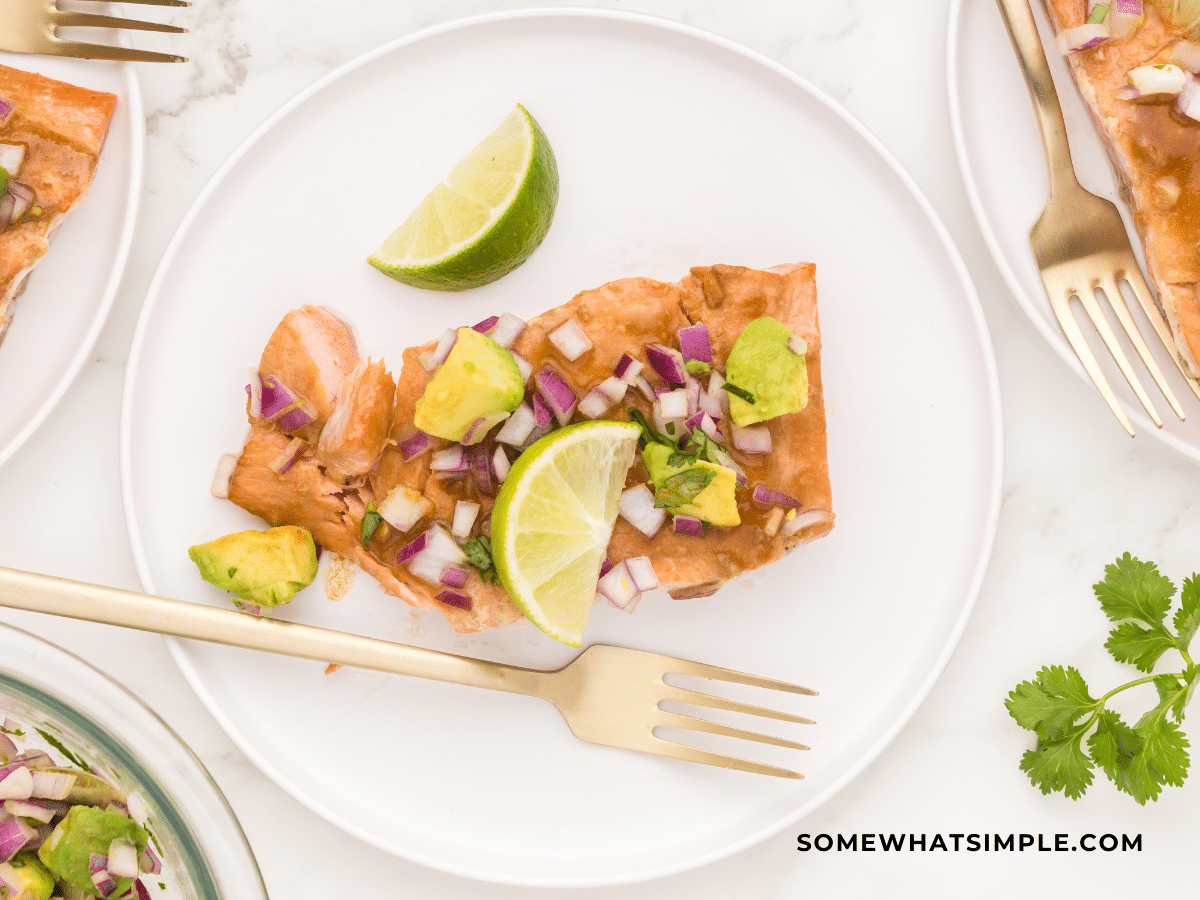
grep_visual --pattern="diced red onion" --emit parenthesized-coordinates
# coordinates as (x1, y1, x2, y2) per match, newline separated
(624, 556, 659, 592)
(436, 590, 473, 610)
(471, 444, 494, 496)
(0, 192, 13, 225)
(0, 102, 13, 127)
(595, 376, 627, 404)
(598, 561, 638, 609)
(732, 423, 772, 453)
(247, 368, 262, 418)
(267, 437, 307, 474)
(1115, 85, 1141, 100)
(0, 144, 23, 177)
(492, 445, 511, 483)
(258, 373, 298, 420)
(233, 601, 263, 616)
(6, 182, 32, 220)
(439, 564, 471, 589)
(396, 530, 428, 564)
(211, 453, 238, 499)
(28, 775, 70, 803)
(634, 374, 656, 402)
(496, 402, 537, 446)
(684, 410, 705, 431)
(751, 485, 800, 508)
(657, 389, 689, 420)
(431, 445, 469, 473)
(490, 312, 526, 348)
(677, 323, 712, 364)
(91, 870, 118, 897)
(533, 367, 577, 425)
(451, 500, 480, 541)
(88, 853, 108, 874)
(1055, 23, 1108, 54)
(645, 343, 687, 384)
(395, 428, 430, 461)
(614, 353, 643, 382)
(275, 400, 317, 432)
(13, 752, 49, 769)
(431, 328, 458, 367)
(107, 839, 138, 879)
(781, 508, 835, 537)
(1107, 0, 1142, 39)
(510, 351, 533, 383)
(2, 799, 54, 823)
(0, 765, 31, 800)
(461, 411, 508, 446)
(599, 558, 614, 578)
(672, 514, 704, 536)
(548, 319, 593, 361)
(402, 525, 467, 583)
(518, 425, 551, 453)
(531, 392, 555, 428)
(0, 815, 34, 863)
(578, 388, 614, 420)
(619, 484, 666, 538)
(472, 315, 499, 334)
(136, 879, 152, 900)
(378, 486, 432, 533)
(787, 334, 808, 356)
(139, 844, 161, 875)
(1178, 76, 1200, 120)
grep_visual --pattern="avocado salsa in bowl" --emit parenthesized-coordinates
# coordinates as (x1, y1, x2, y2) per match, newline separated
(0, 622, 265, 900)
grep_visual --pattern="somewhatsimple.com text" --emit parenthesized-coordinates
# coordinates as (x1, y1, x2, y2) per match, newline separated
(796, 833, 1141, 853)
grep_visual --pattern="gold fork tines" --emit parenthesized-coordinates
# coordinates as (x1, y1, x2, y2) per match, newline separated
(997, 0, 1200, 435)
(0, 567, 815, 779)
(0, 0, 190, 64)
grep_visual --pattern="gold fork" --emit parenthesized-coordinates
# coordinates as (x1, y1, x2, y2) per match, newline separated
(996, 0, 1200, 435)
(0, 565, 815, 778)
(0, 0, 189, 64)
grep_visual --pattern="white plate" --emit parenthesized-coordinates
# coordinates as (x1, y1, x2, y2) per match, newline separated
(0, 54, 140, 468)
(121, 9, 1001, 887)
(949, 0, 1200, 457)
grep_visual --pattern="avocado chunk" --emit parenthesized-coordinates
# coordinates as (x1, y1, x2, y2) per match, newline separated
(37, 807, 148, 899)
(414, 327, 524, 443)
(642, 444, 740, 527)
(724, 316, 808, 426)
(0, 851, 55, 900)
(188, 525, 318, 608)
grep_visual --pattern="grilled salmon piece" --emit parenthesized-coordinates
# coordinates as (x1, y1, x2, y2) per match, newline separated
(222, 263, 832, 634)
(1046, 0, 1200, 374)
(0, 65, 117, 342)
(317, 357, 396, 482)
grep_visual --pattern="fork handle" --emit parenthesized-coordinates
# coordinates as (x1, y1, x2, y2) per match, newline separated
(0, 566, 547, 697)
(996, 0, 1082, 199)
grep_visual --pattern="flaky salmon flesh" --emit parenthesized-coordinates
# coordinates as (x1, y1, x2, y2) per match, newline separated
(224, 263, 833, 634)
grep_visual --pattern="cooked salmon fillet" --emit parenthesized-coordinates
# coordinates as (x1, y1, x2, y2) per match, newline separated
(224, 263, 833, 634)
(1045, 1, 1200, 374)
(0, 65, 116, 341)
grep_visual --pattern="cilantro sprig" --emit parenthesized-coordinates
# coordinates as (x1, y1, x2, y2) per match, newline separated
(1006, 553, 1197, 804)
(463, 534, 498, 584)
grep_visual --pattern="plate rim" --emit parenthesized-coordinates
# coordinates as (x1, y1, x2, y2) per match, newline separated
(944, 0, 1199, 459)
(120, 6, 1004, 886)
(0, 61, 143, 470)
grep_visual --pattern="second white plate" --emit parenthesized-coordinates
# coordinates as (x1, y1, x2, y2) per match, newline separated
(122, 9, 1001, 886)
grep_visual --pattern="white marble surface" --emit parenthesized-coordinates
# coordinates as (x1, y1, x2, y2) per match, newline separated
(0, 0, 1196, 895)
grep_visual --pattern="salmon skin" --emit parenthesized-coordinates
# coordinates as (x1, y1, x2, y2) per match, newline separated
(224, 264, 834, 634)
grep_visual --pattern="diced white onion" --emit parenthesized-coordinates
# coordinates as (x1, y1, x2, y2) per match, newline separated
(597, 376, 628, 403)
(492, 445, 511, 483)
(548, 319, 593, 361)
(404, 524, 467, 584)
(624, 556, 659, 592)
(511, 351, 533, 383)
(495, 402, 537, 446)
(377, 486, 433, 532)
(578, 389, 614, 420)
(781, 508, 835, 537)
(658, 389, 689, 419)
(619, 484, 666, 538)
(210, 453, 239, 499)
(732, 423, 772, 453)
(787, 334, 808, 356)
(1128, 63, 1186, 96)
(451, 500, 480, 541)
(0, 143, 24, 178)
(598, 561, 638, 609)
(431, 328, 458, 367)
(490, 312, 526, 348)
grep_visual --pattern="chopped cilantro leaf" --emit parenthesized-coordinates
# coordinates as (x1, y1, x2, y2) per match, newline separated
(654, 467, 716, 508)
(463, 535, 498, 584)
(361, 501, 383, 548)
(35, 728, 89, 769)
(720, 382, 755, 404)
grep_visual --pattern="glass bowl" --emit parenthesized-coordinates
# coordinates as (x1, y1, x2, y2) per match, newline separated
(0, 620, 266, 900)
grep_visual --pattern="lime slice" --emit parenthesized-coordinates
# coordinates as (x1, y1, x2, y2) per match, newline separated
(368, 104, 559, 291)
(491, 421, 640, 646)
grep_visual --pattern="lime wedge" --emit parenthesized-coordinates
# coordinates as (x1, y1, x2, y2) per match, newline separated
(368, 104, 559, 291)
(491, 421, 640, 646)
